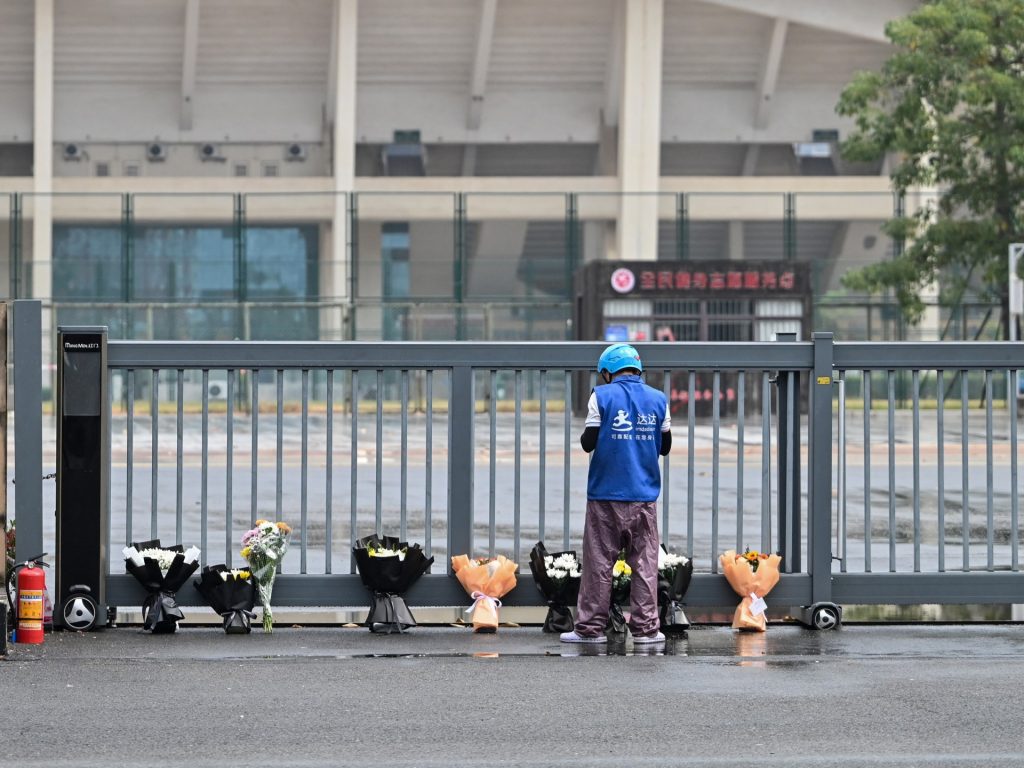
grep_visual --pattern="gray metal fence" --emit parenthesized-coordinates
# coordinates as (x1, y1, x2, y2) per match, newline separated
(11, 299, 1024, 614)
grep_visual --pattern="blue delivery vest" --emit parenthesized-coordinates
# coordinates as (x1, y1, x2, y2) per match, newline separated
(587, 375, 668, 502)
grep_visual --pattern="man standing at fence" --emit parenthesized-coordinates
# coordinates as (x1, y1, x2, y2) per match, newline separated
(561, 343, 671, 645)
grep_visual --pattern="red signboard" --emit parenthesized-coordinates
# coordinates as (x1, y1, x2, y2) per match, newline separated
(623, 268, 798, 293)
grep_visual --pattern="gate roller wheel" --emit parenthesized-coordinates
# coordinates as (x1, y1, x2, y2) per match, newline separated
(62, 593, 99, 632)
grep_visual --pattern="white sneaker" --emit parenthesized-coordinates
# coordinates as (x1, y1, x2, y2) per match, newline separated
(560, 630, 607, 644)
(632, 631, 666, 644)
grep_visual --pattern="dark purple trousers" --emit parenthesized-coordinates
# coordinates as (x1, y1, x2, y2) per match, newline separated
(574, 499, 661, 638)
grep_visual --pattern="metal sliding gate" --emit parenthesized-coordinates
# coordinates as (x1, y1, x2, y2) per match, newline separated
(10, 300, 1024, 618)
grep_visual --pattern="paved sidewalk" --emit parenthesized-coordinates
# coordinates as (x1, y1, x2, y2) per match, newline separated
(2, 624, 1024, 767)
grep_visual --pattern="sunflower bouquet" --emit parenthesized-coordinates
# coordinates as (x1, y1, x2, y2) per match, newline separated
(241, 520, 291, 633)
(719, 548, 782, 631)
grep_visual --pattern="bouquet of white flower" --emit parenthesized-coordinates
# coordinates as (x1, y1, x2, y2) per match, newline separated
(657, 546, 694, 633)
(241, 520, 291, 633)
(353, 534, 433, 633)
(528, 542, 581, 633)
(123, 539, 201, 633)
(193, 565, 257, 634)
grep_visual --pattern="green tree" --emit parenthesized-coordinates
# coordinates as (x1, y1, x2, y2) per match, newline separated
(837, 0, 1024, 337)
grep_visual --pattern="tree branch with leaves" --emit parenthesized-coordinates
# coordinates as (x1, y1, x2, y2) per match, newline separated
(837, 0, 1024, 337)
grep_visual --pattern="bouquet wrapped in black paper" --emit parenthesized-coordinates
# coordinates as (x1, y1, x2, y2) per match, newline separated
(528, 542, 581, 633)
(353, 534, 433, 633)
(194, 565, 257, 634)
(122, 539, 200, 634)
(657, 546, 693, 633)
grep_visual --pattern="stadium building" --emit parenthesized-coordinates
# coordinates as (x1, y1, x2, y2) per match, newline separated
(2, 0, 948, 349)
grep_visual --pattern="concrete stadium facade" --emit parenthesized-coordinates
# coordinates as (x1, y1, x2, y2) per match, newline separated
(0, 0, 947, 346)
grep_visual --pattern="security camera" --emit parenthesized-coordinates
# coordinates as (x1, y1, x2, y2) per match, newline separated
(285, 143, 306, 161)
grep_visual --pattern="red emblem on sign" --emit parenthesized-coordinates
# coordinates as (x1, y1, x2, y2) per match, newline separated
(610, 268, 636, 294)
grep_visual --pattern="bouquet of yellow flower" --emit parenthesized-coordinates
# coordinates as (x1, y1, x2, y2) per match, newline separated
(607, 552, 632, 634)
(719, 548, 782, 631)
(353, 534, 433, 633)
(450, 554, 518, 632)
(193, 565, 257, 634)
(241, 520, 291, 633)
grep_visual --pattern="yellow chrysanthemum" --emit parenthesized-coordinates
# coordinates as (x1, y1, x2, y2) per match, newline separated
(241, 546, 251, 559)
(613, 560, 631, 576)
(237, 570, 250, 580)
(254, 519, 268, 526)
(276, 521, 292, 535)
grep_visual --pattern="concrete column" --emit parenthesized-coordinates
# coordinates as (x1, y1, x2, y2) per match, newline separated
(33, 0, 54, 390)
(32, 0, 53, 303)
(616, 0, 663, 262)
(327, 0, 357, 339)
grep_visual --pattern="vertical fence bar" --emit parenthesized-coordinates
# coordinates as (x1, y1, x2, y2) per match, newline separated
(863, 370, 872, 572)
(937, 370, 945, 573)
(375, 369, 383, 535)
(985, 370, 994, 571)
(1010, 369, 1019, 571)
(837, 372, 846, 573)
(489, 369, 497, 558)
(513, 370, 522, 564)
(912, 369, 920, 572)
(176, 370, 184, 545)
(276, 369, 284, 520)
(300, 369, 309, 574)
(961, 370, 970, 571)
(539, 370, 547, 543)
(201, 370, 209, 566)
(687, 370, 696, 558)
(449, 365, 475, 563)
(425, 370, 433, 560)
(810, 333, 834, 604)
(761, 371, 771, 554)
(711, 371, 720, 569)
(887, 369, 895, 572)
(226, 369, 234, 566)
(736, 371, 745, 552)
(401, 370, 409, 543)
(126, 369, 134, 547)
(350, 370, 358, 572)
(325, 371, 334, 573)
(251, 370, 259, 526)
(662, 370, 671, 543)
(563, 370, 571, 550)
(151, 368, 159, 538)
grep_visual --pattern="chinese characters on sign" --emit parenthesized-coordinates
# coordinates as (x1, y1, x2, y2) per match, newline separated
(635, 269, 796, 292)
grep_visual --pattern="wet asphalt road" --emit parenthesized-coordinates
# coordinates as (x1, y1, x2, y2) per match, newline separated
(2, 624, 1024, 767)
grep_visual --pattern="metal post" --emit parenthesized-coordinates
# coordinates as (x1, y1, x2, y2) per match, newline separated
(448, 364, 474, 566)
(775, 331, 800, 572)
(13, 300, 42, 562)
(10, 194, 21, 299)
(454, 193, 466, 340)
(809, 332, 834, 604)
(0, 304, 7, 653)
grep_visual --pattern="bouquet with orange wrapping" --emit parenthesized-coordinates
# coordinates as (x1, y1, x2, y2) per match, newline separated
(719, 549, 782, 631)
(451, 554, 518, 633)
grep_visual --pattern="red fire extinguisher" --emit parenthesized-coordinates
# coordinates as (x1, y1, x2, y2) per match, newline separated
(7, 553, 48, 644)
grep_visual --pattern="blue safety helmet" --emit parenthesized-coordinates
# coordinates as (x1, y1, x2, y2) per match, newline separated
(597, 343, 643, 375)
